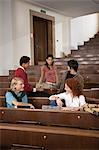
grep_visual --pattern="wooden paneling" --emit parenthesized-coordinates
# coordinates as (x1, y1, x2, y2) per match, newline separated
(0, 122, 99, 149)
(0, 108, 99, 130)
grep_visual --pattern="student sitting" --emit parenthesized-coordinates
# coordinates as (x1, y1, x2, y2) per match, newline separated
(36, 54, 59, 90)
(59, 59, 84, 93)
(5, 77, 34, 108)
(49, 78, 86, 110)
(14, 56, 49, 97)
(14, 56, 33, 93)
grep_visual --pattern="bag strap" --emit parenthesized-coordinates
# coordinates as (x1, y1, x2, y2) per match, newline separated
(8, 90, 26, 102)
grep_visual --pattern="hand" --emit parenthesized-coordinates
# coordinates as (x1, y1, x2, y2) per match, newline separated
(29, 104, 35, 109)
(30, 105, 35, 109)
(56, 98, 62, 107)
(49, 95, 56, 100)
(33, 88, 36, 92)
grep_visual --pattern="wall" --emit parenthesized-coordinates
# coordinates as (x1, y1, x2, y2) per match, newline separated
(62, 17, 71, 56)
(98, 13, 99, 30)
(0, 0, 13, 75)
(71, 13, 99, 49)
(0, 0, 99, 75)
(55, 15, 71, 57)
(0, 0, 71, 75)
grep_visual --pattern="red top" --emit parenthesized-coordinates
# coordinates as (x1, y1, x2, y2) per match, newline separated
(14, 67, 33, 92)
(42, 65, 57, 83)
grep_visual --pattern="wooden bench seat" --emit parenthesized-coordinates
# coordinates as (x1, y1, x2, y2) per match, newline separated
(86, 97, 99, 104)
(1, 122, 99, 150)
(0, 96, 5, 107)
(84, 82, 99, 89)
(0, 88, 9, 96)
(9, 65, 41, 76)
(83, 89, 99, 99)
(0, 96, 50, 108)
(9, 73, 99, 84)
(82, 74, 99, 83)
(0, 76, 10, 82)
(28, 97, 50, 109)
(8, 68, 99, 84)
(0, 93, 99, 108)
(0, 82, 10, 88)
(9, 64, 99, 75)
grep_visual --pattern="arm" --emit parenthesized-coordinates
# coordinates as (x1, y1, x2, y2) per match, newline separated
(49, 95, 59, 100)
(49, 95, 63, 107)
(49, 93, 66, 107)
(38, 66, 45, 84)
(59, 71, 67, 93)
(6, 92, 34, 108)
(49, 93, 66, 100)
(79, 95, 86, 107)
(12, 100, 33, 107)
(55, 67, 59, 84)
(13, 94, 33, 107)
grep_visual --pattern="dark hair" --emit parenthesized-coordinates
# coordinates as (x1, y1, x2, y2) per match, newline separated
(20, 56, 30, 66)
(46, 54, 53, 59)
(67, 59, 78, 72)
(65, 78, 83, 97)
(45, 54, 54, 69)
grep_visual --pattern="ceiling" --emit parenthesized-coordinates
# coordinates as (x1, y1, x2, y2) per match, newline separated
(25, 0, 99, 17)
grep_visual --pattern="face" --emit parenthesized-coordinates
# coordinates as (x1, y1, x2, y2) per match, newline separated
(65, 83, 72, 93)
(23, 61, 30, 69)
(46, 57, 53, 65)
(15, 80, 24, 92)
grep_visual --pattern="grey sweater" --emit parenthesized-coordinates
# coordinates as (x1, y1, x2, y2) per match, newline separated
(59, 71, 84, 93)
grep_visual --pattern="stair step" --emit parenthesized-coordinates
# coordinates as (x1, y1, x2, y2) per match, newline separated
(71, 51, 99, 55)
(78, 45, 99, 50)
(72, 54, 99, 58)
(85, 43, 99, 46)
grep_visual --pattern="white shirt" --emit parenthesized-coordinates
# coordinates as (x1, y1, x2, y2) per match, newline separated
(49, 92, 86, 107)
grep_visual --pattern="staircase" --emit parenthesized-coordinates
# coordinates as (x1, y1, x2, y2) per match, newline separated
(70, 32, 99, 89)
(71, 32, 99, 57)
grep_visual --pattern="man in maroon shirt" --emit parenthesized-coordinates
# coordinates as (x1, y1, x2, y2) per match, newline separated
(14, 56, 32, 93)
(14, 56, 50, 97)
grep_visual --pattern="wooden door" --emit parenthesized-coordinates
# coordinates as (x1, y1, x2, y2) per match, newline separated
(33, 16, 53, 65)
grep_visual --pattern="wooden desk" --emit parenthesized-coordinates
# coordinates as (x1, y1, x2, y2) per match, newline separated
(0, 107, 99, 130)
(0, 123, 99, 150)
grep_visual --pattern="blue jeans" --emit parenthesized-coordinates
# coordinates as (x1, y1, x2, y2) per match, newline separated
(50, 100, 57, 107)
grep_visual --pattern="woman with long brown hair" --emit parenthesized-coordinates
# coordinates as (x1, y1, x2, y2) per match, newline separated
(49, 78, 86, 109)
(36, 54, 58, 89)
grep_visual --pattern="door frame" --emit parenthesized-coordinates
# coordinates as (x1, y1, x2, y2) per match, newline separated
(30, 10, 55, 65)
